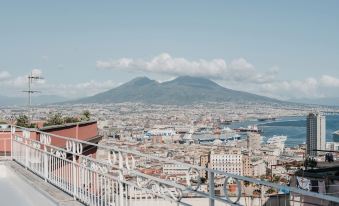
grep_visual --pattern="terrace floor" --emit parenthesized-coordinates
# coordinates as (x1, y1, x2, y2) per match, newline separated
(0, 160, 84, 206)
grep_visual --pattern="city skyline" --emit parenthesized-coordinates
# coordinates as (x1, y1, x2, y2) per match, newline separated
(1, 1, 339, 101)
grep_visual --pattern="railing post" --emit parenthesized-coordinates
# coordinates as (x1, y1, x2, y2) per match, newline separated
(72, 142, 77, 200)
(261, 185, 264, 205)
(25, 133, 29, 168)
(10, 126, 15, 160)
(4, 138, 7, 158)
(43, 138, 48, 181)
(119, 153, 124, 206)
(208, 171, 215, 206)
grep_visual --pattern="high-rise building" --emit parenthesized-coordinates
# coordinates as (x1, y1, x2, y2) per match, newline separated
(306, 113, 326, 156)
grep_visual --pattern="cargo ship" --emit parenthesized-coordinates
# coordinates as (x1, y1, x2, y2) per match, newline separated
(257, 117, 276, 122)
(235, 125, 262, 133)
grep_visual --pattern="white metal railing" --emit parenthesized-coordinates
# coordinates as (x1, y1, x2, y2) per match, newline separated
(6, 125, 339, 206)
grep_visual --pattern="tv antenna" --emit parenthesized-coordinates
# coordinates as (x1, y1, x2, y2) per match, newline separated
(22, 72, 44, 121)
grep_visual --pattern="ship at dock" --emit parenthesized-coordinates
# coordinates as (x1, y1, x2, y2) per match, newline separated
(190, 127, 242, 144)
(235, 125, 262, 133)
(257, 117, 276, 122)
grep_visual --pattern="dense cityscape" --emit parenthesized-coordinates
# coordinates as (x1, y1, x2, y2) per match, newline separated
(1, 1, 339, 206)
(1, 101, 339, 204)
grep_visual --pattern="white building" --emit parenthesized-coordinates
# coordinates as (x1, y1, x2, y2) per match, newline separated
(209, 148, 243, 176)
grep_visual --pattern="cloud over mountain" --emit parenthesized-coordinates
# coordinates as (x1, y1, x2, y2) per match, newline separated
(2, 55, 339, 103)
(96, 53, 339, 101)
(96, 53, 276, 84)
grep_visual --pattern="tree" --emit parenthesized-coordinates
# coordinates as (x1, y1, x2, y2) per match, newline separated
(81, 110, 91, 121)
(44, 113, 64, 126)
(16, 115, 35, 128)
(64, 116, 79, 123)
(16, 115, 30, 127)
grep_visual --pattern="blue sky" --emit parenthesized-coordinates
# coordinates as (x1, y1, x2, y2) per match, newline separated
(1, 1, 339, 99)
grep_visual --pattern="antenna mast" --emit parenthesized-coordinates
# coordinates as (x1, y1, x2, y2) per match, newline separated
(22, 72, 44, 122)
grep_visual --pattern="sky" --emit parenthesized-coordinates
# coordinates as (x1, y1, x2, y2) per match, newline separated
(1, 0, 339, 100)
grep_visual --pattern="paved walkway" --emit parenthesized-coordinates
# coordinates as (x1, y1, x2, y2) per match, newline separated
(0, 160, 84, 206)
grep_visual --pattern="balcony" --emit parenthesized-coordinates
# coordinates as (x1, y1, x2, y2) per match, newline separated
(1, 125, 339, 206)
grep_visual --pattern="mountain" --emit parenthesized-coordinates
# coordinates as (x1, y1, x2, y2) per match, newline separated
(0, 95, 68, 106)
(70, 76, 282, 105)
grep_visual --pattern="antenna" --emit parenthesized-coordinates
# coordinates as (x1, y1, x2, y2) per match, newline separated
(22, 72, 44, 122)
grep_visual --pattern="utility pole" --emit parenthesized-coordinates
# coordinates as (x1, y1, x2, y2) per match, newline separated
(22, 72, 43, 122)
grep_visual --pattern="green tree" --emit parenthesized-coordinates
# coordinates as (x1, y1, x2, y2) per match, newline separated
(81, 110, 91, 121)
(16, 115, 35, 128)
(64, 116, 79, 123)
(16, 115, 30, 127)
(44, 113, 64, 126)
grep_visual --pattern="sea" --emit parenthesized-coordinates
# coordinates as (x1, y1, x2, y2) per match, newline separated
(228, 115, 339, 147)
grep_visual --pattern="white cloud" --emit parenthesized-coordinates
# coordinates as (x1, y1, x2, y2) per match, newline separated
(228, 58, 254, 71)
(31, 68, 43, 76)
(319, 75, 339, 87)
(0, 70, 11, 80)
(0, 69, 45, 89)
(96, 53, 274, 84)
(234, 75, 339, 100)
(0, 72, 27, 88)
(97, 53, 227, 78)
(255, 78, 321, 100)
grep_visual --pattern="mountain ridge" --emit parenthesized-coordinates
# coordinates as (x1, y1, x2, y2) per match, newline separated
(70, 76, 282, 105)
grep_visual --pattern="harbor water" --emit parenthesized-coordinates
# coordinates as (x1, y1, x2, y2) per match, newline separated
(229, 115, 339, 147)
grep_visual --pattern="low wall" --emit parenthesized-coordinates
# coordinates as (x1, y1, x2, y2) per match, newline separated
(0, 121, 98, 153)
